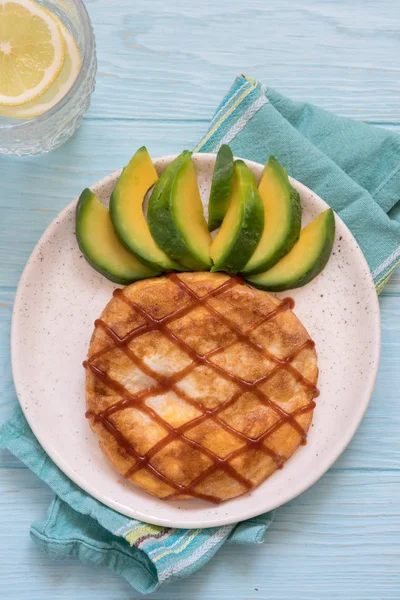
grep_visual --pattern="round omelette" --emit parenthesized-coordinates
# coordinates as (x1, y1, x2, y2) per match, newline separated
(85, 272, 318, 503)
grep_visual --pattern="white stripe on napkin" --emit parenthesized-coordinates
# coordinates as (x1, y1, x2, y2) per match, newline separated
(158, 525, 233, 581)
(372, 244, 400, 279)
(212, 93, 268, 152)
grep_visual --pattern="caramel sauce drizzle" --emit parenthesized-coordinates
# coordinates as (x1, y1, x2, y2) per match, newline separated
(84, 274, 318, 503)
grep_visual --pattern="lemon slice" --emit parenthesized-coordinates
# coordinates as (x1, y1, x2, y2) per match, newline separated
(0, 0, 64, 106)
(0, 21, 80, 118)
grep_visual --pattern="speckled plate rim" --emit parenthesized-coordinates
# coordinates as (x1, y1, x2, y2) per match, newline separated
(11, 153, 381, 528)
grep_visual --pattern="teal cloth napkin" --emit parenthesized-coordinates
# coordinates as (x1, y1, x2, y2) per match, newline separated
(2, 74, 400, 594)
(196, 75, 400, 292)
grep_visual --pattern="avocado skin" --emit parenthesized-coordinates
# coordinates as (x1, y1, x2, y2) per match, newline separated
(247, 209, 335, 292)
(241, 156, 302, 276)
(208, 144, 234, 232)
(147, 152, 191, 260)
(211, 160, 264, 274)
(76, 188, 158, 285)
(148, 151, 211, 271)
(147, 151, 192, 237)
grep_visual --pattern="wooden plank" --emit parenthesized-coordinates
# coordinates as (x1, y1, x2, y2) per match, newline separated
(0, 290, 14, 422)
(80, 0, 400, 122)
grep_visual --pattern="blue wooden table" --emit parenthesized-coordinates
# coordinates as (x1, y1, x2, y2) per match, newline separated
(1, 0, 399, 597)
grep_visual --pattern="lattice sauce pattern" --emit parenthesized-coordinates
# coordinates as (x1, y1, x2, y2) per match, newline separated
(85, 273, 319, 503)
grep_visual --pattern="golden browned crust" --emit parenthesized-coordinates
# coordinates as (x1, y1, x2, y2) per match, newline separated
(85, 272, 318, 503)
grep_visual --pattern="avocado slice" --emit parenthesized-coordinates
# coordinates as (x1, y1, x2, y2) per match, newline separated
(76, 188, 159, 285)
(148, 152, 212, 271)
(110, 146, 182, 272)
(208, 144, 234, 231)
(241, 156, 301, 275)
(246, 208, 335, 291)
(210, 160, 264, 274)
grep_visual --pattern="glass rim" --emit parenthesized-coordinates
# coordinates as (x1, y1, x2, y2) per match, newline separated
(1, 0, 95, 131)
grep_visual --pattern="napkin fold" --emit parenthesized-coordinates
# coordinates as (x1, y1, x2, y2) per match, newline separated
(1, 74, 399, 594)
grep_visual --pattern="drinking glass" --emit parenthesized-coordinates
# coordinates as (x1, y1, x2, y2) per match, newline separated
(0, 0, 97, 156)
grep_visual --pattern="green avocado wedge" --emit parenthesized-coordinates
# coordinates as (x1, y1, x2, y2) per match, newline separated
(210, 160, 264, 274)
(246, 208, 335, 291)
(241, 156, 301, 276)
(148, 152, 212, 271)
(208, 144, 234, 231)
(76, 189, 159, 285)
(110, 146, 182, 272)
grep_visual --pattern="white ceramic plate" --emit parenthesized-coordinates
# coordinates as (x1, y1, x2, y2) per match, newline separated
(12, 153, 380, 528)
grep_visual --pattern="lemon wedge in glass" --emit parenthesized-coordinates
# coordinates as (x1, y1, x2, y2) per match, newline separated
(0, 20, 80, 118)
(0, 0, 65, 106)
